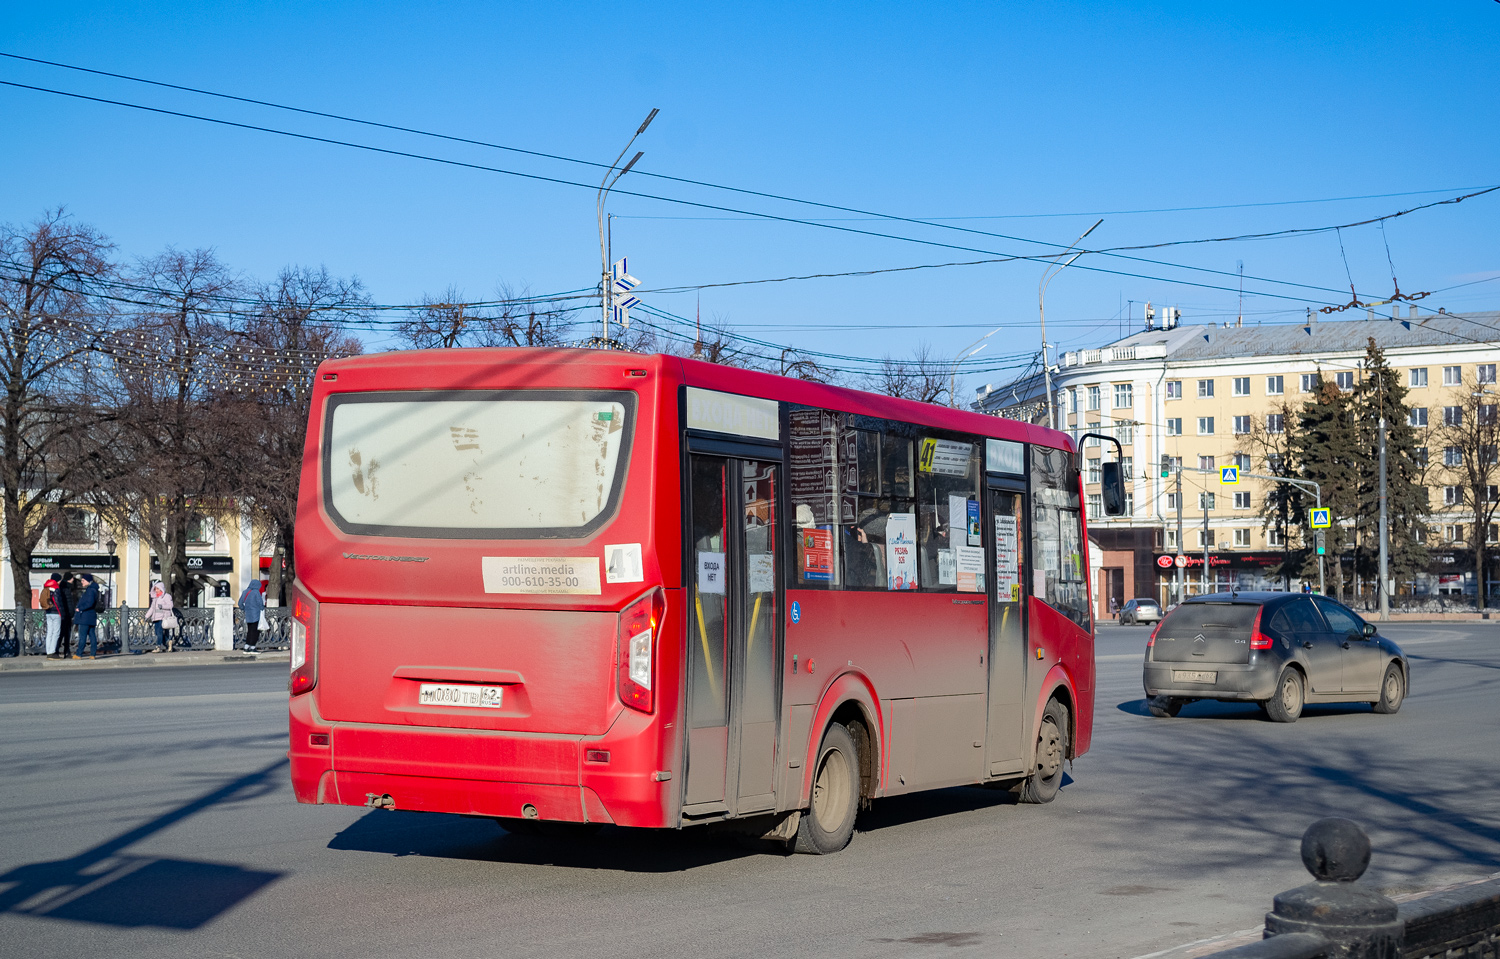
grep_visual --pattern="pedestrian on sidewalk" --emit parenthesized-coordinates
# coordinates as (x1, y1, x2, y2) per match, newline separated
(74, 573, 101, 659)
(144, 581, 177, 652)
(40, 576, 62, 657)
(238, 579, 264, 654)
(57, 572, 75, 659)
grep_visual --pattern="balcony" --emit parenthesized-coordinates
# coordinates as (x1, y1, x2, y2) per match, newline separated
(1061, 343, 1168, 368)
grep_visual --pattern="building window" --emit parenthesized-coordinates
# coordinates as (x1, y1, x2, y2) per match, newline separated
(1114, 383, 1133, 409)
(1409, 368, 1427, 388)
(1086, 457, 1101, 484)
(1166, 418, 1182, 436)
(1198, 529, 1215, 547)
(1267, 528, 1284, 547)
(1335, 371, 1355, 391)
(1234, 528, 1251, 547)
(1087, 385, 1101, 411)
(186, 514, 214, 546)
(1086, 493, 1102, 518)
(1233, 415, 1251, 435)
(1165, 529, 1178, 548)
(48, 507, 97, 545)
(1167, 492, 1179, 510)
(1301, 373, 1318, 393)
(1443, 366, 1462, 386)
(1199, 492, 1216, 510)
(1486, 485, 1500, 505)
(1266, 453, 1284, 473)
(1445, 525, 1465, 544)
(1167, 455, 1182, 472)
(1444, 406, 1462, 427)
(1481, 405, 1498, 427)
(1234, 491, 1252, 509)
(1408, 407, 1428, 427)
(1115, 422, 1134, 445)
(1267, 413, 1285, 434)
(1232, 377, 1250, 397)
(1120, 456, 1134, 478)
(1485, 444, 1499, 466)
(1124, 492, 1135, 515)
(1444, 486, 1463, 505)
(1481, 364, 1497, 385)
(1234, 452, 1251, 471)
(1444, 446, 1462, 467)
(1414, 446, 1428, 466)
(1199, 455, 1215, 471)
(1266, 375, 1284, 395)
(1165, 380, 1182, 400)
(1198, 379, 1215, 398)
(1198, 416, 1215, 435)
(1068, 391, 1078, 414)
(1488, 523, 1499, 544)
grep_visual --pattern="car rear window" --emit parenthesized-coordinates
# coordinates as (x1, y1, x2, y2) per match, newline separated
(1157, 602, 1260, 635)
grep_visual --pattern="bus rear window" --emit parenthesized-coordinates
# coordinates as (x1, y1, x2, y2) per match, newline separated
(324, 391, 634, 538)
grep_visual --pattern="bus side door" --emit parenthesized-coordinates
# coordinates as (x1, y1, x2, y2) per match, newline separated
(683, 454, 782, 819)
(986, 483, 1028, 775)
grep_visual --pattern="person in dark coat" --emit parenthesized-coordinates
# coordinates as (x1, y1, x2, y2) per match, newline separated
(57, 572, 76, 659)
(74, 573, 101, 659)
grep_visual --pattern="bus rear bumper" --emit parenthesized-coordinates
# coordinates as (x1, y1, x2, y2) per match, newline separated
(289, 695, 673, 828)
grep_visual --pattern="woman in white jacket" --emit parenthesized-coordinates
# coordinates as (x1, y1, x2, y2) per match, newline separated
(145, 581, 178, 652)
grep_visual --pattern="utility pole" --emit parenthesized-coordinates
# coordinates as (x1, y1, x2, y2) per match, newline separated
(1202, 496, 1211, 594)
(1378, 416, 1390, 621)
(595, 108, 658, 344)
(1175, 465, 1184, 602)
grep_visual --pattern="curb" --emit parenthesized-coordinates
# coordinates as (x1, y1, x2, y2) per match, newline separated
(0, 651, 289, 672)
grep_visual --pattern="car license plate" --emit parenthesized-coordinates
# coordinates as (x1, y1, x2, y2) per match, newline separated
(1172, 670, 1217, 684)
(417, 683, 504, 708)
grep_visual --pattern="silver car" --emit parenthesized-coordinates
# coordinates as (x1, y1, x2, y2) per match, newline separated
(1120, 598, 1163, 625)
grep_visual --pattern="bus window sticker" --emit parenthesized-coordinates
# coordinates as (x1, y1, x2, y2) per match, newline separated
(919, 438, 972, 477)
(966, 499, 982, 546)
(604, 543, 644, 584)
(937, 549, 957, 585)
(697, 552, 727, 594)
(801, 527, 833, 582)
(884, 512, 918, 590)
(955, 546, 984, 593)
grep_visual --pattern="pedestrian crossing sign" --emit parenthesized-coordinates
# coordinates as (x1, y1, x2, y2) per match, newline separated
(1220, 466, 1239, 484)
(1310, 508, 1331, 528)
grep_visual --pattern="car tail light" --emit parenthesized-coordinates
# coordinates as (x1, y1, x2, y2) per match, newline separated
(618, 588, 665, 713)
(1148, 621, 1162, 646)
(1250, 606, 1272, 649)
(290, 589, 317, 695)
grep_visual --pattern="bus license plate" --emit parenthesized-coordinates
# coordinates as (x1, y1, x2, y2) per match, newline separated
(417, 683, 504, 708)
(1172, 670, 1217, 684)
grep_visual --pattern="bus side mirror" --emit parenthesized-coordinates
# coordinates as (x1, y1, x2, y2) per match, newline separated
(1101, 461, 1125, 515)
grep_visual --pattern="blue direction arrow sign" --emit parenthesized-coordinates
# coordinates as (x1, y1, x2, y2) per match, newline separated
(610, 257, 641, 329)
(1220, 466, 1239, 484)
(1310, 508, 1331, 528)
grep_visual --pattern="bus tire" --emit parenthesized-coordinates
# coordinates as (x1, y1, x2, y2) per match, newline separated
(1018, 699, 1069, 804)
(794, 723, 860, 855)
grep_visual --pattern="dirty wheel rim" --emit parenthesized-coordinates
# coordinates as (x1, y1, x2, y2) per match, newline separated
(812, 745, 852, 828)
(1036, 720, 1063, 779)
(1384, 670, 1400, 704)
(1281, 675, 1300, 711)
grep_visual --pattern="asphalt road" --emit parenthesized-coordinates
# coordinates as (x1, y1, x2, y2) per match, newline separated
(1, 624, 1497, 959)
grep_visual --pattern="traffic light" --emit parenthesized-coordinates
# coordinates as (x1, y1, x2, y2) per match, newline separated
(1160, 455, 1171, 478)
(1316, 530, 1326, 556)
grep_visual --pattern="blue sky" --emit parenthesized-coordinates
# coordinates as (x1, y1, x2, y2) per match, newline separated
(2, 1, 1497, 392)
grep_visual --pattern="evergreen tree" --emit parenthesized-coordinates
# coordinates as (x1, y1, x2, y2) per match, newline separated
(1291, 374, 1362, 600)
(1353, 339, 1429, 595)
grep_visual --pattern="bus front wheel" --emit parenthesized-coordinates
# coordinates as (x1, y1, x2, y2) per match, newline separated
(794, 723, 860, 854)
(1017, 699, 1069, 804)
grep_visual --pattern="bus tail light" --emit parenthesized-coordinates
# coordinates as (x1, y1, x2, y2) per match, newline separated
(1250, 606, 1272, 649)
(618, 588, 664, 713)
(290, 590, 318, 695)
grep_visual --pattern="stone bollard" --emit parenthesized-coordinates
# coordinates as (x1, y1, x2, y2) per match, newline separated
(1263, 819, 1403, 959)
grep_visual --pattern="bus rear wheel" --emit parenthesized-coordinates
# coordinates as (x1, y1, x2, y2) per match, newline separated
(1017, 699, 1069, 804)
(794, 723, 860, 854)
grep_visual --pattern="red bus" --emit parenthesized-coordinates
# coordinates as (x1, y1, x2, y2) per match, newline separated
(288, 348, 1104, 853)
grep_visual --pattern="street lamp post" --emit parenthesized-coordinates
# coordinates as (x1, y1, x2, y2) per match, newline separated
(596, 108, 658, 344)
(1038, 218, 1103, 429)
(950, 327, 1001, 408)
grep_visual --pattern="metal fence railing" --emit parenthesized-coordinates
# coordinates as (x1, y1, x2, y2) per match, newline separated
(234, 607, 291, 651)
(0, 607, 218, 656)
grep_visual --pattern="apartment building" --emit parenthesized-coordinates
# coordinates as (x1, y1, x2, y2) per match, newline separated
(976, 309, 1500, 616)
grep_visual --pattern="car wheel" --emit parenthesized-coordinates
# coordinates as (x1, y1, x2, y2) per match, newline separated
(1147, 696, 1183, 718)
(1018, 699, 1070, 804)
(1371, 663, 1405, 714)
(1263, 667, 1304, 723)
(794, 723, 860, 854)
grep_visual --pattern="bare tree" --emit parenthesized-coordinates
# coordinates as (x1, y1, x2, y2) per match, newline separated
(874, 343, 949, 405)
(0, 209, 114, 611)
(1247, 398, 1304, 589)
(1432, 373, 1500, 608)
(395, 284, 575, 350)
(84, 248, 248, 607)
(237, 266, 366, 603)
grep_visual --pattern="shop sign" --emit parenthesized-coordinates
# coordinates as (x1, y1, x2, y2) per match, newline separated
(150, 555, 235, 574)
(31, 554, 119, 572)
